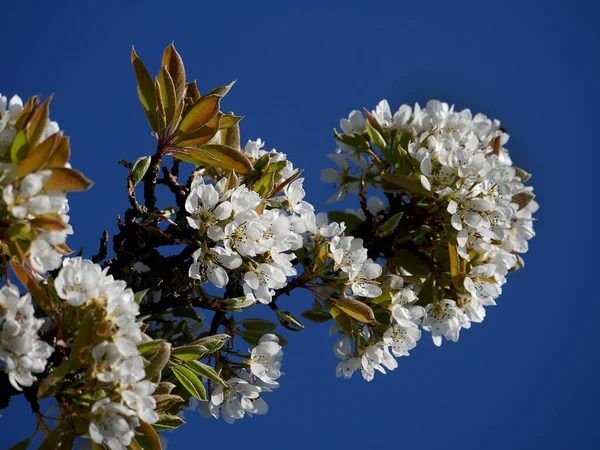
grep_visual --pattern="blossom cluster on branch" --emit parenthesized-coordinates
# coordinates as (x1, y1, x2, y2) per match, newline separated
(0, 44, 536, 449)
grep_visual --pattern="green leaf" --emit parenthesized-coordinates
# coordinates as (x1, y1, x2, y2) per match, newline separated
(366, 121, 387, 152)
(137, 339, 166, 357)
(178, 94, 220, 133)
(171, 345, 209, 361)
(186, 360, 227, 386)
(131, 47, 157, 113)
(382, 173, 427, 194)
(415, 276, 435, 307)
(69, 308, 97, 371)
(327, 211, 363, 233)
(239, 319, 277, 332)
(275, 309, 304, 331)
(130, 156, 151, 187)
(237, 330, 288, 347)
(300, 310, 332, 323)
(37, 360, 70, 399)
(376, 212, 403, 237)
(312, 241, 331, 272)
(333, 298, 375, 323)
(333, 129, 369, 150)
(393, 249, 430, 277)
(10, 130, 29, 164)
(190, 334, 229, 354)
(8, 436, 32, 450)
(39, 423, 74, 450)
(43, 168, 94, 192)
(222, 296, 255, 311)
(171, 365, 207, 401)
(448, 242, 460, 282)
(371, 291, 393, 306)
(153, 413, 186, 431)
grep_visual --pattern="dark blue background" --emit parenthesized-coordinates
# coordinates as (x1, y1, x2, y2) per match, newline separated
(1, 1, 598, 449)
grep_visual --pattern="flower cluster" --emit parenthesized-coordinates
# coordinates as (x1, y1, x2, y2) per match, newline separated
(187, 139, 347, 305)
(55, 257, 158, 449)
(324, 99, 537, 379)
(1, 93, 79, 274)
(0, 285, 53, 390)
(198, 333, 283, 423)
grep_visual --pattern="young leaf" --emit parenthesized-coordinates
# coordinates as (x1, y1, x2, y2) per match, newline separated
(328, 306, 354, 335)
(131, 47, 157, 113)
(153, 382, 176, 396)
(178, 94, 220, 133)
(153, 413, 186, 431)
(511, 192, 535, 211)
(170, 366, 207, 401)
(204, 80, 236, 98)
(18, 132, 62, 178)
(333, 298, 376, 323)
(44, 136, 71, 169)
(173, 114, 220, 147)
(222, 123, 240, 150)
(26, 97, 51, 149)
(157, 67, 177, 126)
(134, 421, 162, 450)
(153, 394, 184, 412)
(189, 145, 253, 174)
(161, 43, 186, 102)
(366, 121, 387, 153)
(219, 113, 244, 129)
(43, 168, 93, 191)
(10, 261, 54, 315)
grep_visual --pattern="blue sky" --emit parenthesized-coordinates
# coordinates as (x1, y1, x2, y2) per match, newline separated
(1, 0, 599, 448)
